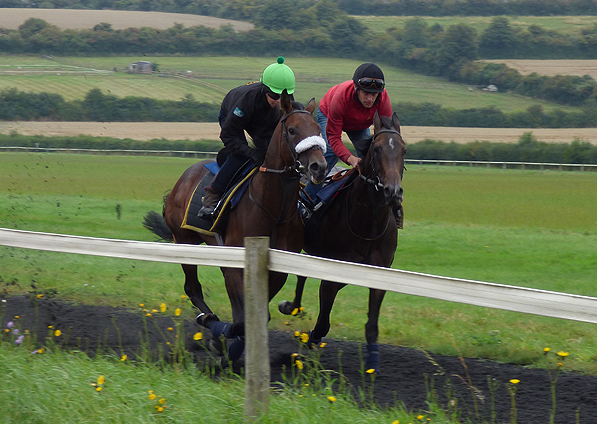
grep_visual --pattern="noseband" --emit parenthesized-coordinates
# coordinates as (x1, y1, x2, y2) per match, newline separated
(259, 109, 323, 177)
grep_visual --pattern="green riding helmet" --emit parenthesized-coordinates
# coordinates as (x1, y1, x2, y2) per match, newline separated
(261, 57, 295, 95)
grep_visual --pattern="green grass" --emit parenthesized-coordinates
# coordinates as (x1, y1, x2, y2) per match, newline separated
(0, 55, 581, 113)
(1, 343, 439, 424)
(354, 14, 597, 36)
(1, 152, 597, 375)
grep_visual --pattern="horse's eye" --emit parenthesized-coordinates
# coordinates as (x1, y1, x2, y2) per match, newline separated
(288, 127, 296, 135)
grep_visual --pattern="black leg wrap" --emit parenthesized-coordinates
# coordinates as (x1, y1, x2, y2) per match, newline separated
(209, 320, 233, 338)
(365, 343, 380, 373)
(227, 336, 245, 361)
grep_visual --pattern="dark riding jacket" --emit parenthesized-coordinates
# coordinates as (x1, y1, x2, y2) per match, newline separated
(218, 81, 282, 166)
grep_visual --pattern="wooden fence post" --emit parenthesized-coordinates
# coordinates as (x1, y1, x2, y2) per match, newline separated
(243, 236, 270, 421)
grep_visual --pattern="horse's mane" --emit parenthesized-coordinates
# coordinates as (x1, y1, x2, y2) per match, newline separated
(290, 100, 305, 110)
(379, 114, 393, 129)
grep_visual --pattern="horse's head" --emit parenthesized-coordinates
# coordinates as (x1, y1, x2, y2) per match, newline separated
(363, 111, 406, 208)
(267, 91, 327, 184)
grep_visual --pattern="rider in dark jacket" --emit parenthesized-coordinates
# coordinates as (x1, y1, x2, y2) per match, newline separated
(199, 57, 296, 218)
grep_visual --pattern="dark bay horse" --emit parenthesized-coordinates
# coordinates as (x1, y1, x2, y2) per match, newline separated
(147, 92, 328, 360)
(279, 112, 406, 372)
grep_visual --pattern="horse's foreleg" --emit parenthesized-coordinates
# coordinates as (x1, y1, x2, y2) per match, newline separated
(309, 280, 345, 345)
(278, 275, 307, 315)
(364, 288, 386, 373)
(182, 264, 215, 316)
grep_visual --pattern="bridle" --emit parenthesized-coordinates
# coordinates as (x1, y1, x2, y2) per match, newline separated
(359, 128, 404, 190)
(251, 108, 323, 228)
(347, 127, 404, 242)
(258, 109, 317, 177)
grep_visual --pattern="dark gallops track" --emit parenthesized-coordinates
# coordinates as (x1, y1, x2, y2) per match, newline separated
(3, 296, 597, 424)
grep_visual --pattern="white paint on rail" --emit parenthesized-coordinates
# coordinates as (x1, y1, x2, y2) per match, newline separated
(2, 227, 597, 324)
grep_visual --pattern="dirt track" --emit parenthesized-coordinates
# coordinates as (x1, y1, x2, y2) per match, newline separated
(3, 295, 597, 424)
(2, 121, 596, 145)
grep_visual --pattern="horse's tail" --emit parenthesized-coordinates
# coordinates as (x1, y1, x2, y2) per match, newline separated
(143, 191, 173, 242)
(143, 210, 173, 242)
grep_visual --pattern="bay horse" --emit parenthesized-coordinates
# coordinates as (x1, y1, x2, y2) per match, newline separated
(279, 111, 405, 372)
(146, 92, 328, 361)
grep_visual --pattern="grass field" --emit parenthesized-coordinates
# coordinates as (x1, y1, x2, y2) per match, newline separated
(1, 152, 596, 374)
(354, 14, 597, 36)
(0, 55, 583, 113)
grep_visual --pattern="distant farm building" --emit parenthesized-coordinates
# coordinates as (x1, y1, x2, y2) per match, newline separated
(128, 61, 153, 74)
(483, 84, 498, 93)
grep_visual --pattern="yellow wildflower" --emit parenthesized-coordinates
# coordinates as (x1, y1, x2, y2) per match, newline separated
(121, 354, 127, 362)
(160, 303, 167, 313)
(294, 331, 300, 337)
(509, 379, 520, 384)
(175, 308, 181, 316)
(139, 303, 144, 308)
(366, 368, 375, 374)
(557, 351, 569, 358)
(417, 415, 424, 420)
(543, 347, 551, 353)
(180, 295, 186, 299)
(291, 308, 299, 316)
(299, 306, 305, 312)
(146, 313, 152, 317)
(167, 327, 174, 331)
(392, 421, 400, 424)
(36, 294, 43, 298)
(159, 398, 166, 404)
(295, 360, 304, 370)
(97, 375, 105, 385)
(300, 333, 309, 343)
(149, 393, 157, 400)
(96, 386, 102, 392)
(151, 309, 158, 313)
(327, 396, 336, 402)
(54, 330, 61, 337)
(157, 406, 164, 412)
(320, 342, 327, 348)
(193, 332, 203, 341)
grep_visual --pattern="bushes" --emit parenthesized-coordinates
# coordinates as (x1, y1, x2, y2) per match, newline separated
(0, 88, 220, 122)
(405, 133, 597, 164)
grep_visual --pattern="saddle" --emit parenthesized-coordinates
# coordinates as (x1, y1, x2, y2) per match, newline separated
(299, 168, 357, 224)
(181, 161, 257, 237)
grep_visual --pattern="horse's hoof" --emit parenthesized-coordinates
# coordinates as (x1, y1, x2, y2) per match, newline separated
(196, 312, 219, 328)
(278, 300, 293, 315)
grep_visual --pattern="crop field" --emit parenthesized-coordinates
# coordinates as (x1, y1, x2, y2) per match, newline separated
(483, 59, 597, 80)
(1, 152, 596, 373)
(0, 8, 254, 31)
(3, 120, 597, 145)
(0, 55, 583, 113)
(355, 14, 597, 36)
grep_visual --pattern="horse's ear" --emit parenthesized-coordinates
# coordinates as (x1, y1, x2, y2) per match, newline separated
(280, 89, 292, 114)
(373, 110, 382, 132)
(305, 97, 317, 114)
(392, 112, 401, 132)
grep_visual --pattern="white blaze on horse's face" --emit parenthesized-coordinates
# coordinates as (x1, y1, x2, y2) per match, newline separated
(388, 138, 395, 150)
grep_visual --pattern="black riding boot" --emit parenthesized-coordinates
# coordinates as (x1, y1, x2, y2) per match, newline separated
(198, 187, 223, 218)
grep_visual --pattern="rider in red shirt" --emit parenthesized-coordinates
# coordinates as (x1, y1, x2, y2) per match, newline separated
(304, 63, 403, 227)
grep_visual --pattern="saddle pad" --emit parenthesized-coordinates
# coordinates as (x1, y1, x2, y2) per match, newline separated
(181, 167, 258, 236)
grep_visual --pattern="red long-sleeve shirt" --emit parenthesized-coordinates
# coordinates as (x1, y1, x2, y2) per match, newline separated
(319, 80, 392, 164)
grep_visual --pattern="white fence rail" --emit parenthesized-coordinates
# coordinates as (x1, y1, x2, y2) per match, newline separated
(2, 227, 597, 325)
(2, 146, 596, 171)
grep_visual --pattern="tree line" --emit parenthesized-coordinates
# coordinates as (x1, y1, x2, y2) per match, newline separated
(2, 88, 596, 129)
(3, 131, 596, 165)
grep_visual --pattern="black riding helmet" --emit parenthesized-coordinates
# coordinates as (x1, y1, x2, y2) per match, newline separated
(352, 63, 385, 93)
